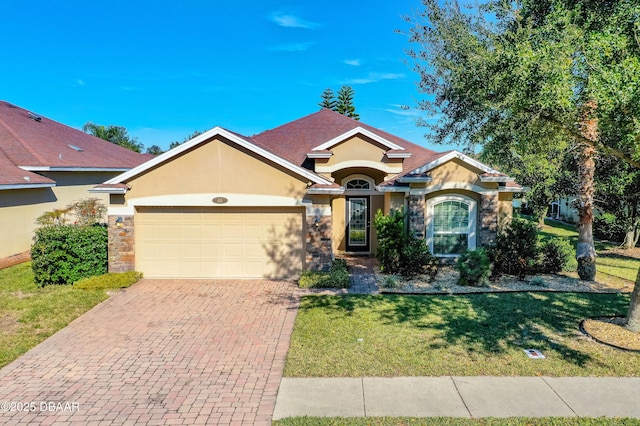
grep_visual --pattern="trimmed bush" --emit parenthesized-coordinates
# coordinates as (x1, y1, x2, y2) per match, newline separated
(538, 237, 575, 273)
(31, 225, 108, 287)
(74, 271, 143, 290)
(374, 209, 439, 278)
(298, 259, 350, 289)
(373, 209, 404, 274)
(456, 249, 491, 287)
(490, 217, 539, 280)
(399, 236, 439, 278)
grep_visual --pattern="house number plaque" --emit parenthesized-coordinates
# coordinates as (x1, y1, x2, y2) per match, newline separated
(212, 197, 228, 204)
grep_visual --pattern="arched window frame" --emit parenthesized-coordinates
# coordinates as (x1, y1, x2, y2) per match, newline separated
(341, 174, 375, 195)
(426, 194, 477, 257)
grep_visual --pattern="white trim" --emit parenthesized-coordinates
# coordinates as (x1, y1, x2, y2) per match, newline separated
(20, 166, 130, 172)
(500, 185, 529, 193)
(397, 176, 432, 183)
(412, 150, 502, 175)
(306, 187, 345, 195)
(311, 126, 405, 151)
(0, 183, 56, 190)
(316, 159, 402, 174)
(306, 151, 333, 159)
(103, 127, 332, 186)
(480, 176, 514, 183)
(89, 187, 127, 194)
(386, 151, 412, 159)
(426, 194, 477, 257)
(375, 185, 409, 193)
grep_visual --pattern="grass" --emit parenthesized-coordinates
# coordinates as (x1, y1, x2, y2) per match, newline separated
(274, 418, 640, 426)
(284, 292, 637, 377)
(538, 218, 640, 282)
(0, 262, 135, 369)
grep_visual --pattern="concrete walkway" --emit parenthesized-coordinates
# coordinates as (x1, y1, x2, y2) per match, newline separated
(274, 376, 640, 419)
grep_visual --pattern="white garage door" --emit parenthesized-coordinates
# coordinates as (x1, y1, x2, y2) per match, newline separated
(135, 207, 304, 279)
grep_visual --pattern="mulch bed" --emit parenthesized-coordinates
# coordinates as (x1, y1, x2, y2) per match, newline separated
(581, 317, 640, 352)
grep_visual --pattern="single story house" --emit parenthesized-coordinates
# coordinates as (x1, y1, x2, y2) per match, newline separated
(0, 101, 151, 267)
(97, 109, 524, 279)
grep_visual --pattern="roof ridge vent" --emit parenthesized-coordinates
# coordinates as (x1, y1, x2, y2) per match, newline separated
(28, 112, 42, 122)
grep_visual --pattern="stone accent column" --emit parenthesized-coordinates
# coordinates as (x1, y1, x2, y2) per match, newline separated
(480, 193, 499, 247)
(108, 215, 135, 273)
(408, 194, 426, 239)
(305, 213, 333, 271)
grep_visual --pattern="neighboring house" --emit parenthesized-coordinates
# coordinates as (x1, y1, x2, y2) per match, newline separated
(97, 109, 524, 280)
(0, 101, 151, 266)
(550, 197, 580, 224)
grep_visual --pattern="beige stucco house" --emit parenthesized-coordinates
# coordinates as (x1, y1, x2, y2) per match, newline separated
(98, 109, 524, 279)
(0, 101, 150, 267)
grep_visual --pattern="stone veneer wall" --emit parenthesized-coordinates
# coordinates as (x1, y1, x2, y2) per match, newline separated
(108, 215, 135, 273)
(305, 214, 333, 271)
(408, 194, 426, 239)
(480, 193, 499, 247)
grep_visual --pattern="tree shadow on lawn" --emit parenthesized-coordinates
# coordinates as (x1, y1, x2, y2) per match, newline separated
(302, 292, 629, 368)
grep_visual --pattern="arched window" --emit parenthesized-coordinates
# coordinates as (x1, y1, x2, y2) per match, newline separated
(346, 179, 370, 190)
(427, 195, 477, 256)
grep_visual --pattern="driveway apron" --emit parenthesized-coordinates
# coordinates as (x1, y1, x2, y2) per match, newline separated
(0, 279, 301, 425)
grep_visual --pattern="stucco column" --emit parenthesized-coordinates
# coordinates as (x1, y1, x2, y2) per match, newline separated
(108, 215, 135, 273)
(408, 194, 426, 239)
(479, 193, 499, 247)
(305, 206, 333, 271)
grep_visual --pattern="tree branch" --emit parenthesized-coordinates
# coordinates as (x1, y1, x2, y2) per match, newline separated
(538, 115, 640, 169)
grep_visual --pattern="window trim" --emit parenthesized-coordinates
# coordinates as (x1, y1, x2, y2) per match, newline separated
(426, 195, 477, 257)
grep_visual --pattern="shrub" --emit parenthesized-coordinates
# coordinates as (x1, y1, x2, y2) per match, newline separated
(31, 225, 107, 287)
(74, 271, 143, 290)
(298, 258, 350, 289)
(593, 213, 626, 242)
(456, 249, 491, 287)
(538, 237, 575, 273)
(374, 209, 439, 278)
(490, 216, 539, 280)
(399, 236, 439, 278)
(374, 209, 404, 274)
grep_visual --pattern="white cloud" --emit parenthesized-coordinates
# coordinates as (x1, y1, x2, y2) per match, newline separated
(270, 42, 313, 52)
(270, 12, 320, 29)
(341, 72, 405, 85)
(343, 58, 361, 66)
(76, 79, 85, 86)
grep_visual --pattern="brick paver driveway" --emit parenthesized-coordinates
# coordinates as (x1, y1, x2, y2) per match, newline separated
(0, 279, 301, 425)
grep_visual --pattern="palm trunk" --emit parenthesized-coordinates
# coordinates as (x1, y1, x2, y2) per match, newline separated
(575, 102, 598, 281)
(626, 267, 640, 332)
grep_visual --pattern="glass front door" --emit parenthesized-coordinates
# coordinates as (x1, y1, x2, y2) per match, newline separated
(346, 196, 369, 252)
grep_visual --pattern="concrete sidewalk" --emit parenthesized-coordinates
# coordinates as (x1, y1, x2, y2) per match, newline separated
(273, 376, 640, 419)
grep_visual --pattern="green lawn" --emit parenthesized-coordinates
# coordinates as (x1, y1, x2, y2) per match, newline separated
(285, 293, 636, 377)
(274, 418, 640, 426)
(0, 262, 110, 369)
(539, 218, 640, 282)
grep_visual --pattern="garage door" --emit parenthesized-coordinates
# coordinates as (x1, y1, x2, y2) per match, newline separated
(135, 207, 304, 279)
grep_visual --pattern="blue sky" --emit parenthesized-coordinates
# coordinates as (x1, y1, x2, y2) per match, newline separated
(2, 0, 446, 152)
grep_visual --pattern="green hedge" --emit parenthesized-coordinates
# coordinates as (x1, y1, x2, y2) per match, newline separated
(31, 225, 108, 287)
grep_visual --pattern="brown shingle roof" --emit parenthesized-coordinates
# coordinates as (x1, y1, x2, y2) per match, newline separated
(250, 109, 441, 173)
(0, 101, 150, 172)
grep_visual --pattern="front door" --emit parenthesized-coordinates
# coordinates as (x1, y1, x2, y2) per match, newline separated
(346, 196, 370, 252)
